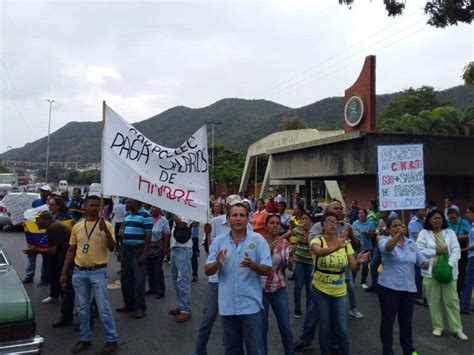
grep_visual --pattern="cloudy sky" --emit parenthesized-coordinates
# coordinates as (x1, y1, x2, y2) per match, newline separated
(1, 0, 472, 153)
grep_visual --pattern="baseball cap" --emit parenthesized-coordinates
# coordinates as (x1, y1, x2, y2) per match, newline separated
(40, 185, 52, 192)
(226, 194, 241, 206)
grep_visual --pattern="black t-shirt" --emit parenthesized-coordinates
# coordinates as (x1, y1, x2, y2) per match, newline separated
(47, 222, 71, 262)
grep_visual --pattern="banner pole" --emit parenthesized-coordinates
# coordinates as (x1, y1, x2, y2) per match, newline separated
(100, 101, 106, 213)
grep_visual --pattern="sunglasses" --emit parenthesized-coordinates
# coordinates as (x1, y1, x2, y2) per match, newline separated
(324, 219, 338, 225)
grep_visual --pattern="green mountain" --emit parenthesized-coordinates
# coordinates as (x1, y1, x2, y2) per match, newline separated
(2, 85, 473, 164)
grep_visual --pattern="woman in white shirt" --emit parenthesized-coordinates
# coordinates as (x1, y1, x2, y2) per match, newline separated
(416, 210, 467, 341)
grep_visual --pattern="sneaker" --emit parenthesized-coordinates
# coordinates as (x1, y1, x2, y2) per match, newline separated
(349, 308, 364, 319)
(432, 329, 442, 337)
(361, 283, 369, 290)
(22, 277, 33, 284)
(41, 296, 58, 304)
(176, 312, 190, 322)
(72, 341, 92, 353)
(456, 331, 468, 340)
(192, 275, 198, 282)
(168, 308, 181, 316)
(145, 289, 157, 295)
(133, 310, 145, 319)
(294, 310, 302, 319)
(293, 340, 310, 352)
(100, 341, 117, 355)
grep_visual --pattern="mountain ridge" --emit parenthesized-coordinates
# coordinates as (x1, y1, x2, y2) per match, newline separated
(2, 85, 473, 164)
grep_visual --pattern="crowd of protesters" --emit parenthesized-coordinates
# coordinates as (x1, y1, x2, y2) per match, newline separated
(19, 185, 473, 354)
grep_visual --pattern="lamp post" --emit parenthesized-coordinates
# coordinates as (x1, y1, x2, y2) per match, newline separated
(6, 146, 12, 170)
(204, 120, 222, 196)
(45, 99, 55, 183)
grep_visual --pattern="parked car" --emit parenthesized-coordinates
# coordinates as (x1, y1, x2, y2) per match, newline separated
(0, 244, 44, 353)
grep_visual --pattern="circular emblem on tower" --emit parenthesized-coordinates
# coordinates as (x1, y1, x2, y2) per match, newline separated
(344, 96, 365, 127)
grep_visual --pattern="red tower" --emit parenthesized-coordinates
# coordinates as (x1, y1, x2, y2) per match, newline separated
(343, 55, 376, 133)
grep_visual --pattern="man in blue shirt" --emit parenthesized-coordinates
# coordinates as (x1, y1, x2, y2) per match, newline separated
(407, 208, 426, 303)
(116, 198, 152, 319)
(460, 206, 474, 314)
(205, 203, 272, 354)
(24, 185, 51, 284)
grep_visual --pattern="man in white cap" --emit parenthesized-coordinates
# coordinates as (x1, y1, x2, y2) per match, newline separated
(192, 194, 249, 355)
(23, 185, 52, 284)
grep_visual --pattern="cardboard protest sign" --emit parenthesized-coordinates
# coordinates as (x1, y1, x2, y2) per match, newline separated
(2, 193, 39, 225)
(377, 144, 425, 211)
(101, 105, 210, 223)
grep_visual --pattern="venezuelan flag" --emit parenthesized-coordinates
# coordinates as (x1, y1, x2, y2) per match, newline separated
(24, 219, 74, 248)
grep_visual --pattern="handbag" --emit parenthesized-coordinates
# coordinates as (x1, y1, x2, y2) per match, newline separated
(432, 231, 453, 284)
(433, 253, 453, 284)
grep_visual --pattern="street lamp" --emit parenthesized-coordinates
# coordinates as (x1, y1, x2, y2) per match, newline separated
(45, 99, 55, 183)
(204, 120, 222, 196)
(6, 146, 12, 170)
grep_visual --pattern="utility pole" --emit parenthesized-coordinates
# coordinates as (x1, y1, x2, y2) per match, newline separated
(45, 99, 55, 183)
(204, 120, 222, 196)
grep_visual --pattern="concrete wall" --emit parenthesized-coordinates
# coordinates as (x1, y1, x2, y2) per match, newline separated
(271, 132, 474, 179)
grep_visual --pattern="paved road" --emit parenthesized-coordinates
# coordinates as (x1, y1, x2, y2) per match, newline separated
(1, 229, 473, 355)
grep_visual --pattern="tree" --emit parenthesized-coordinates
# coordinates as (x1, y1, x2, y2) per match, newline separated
(378, 86, 451, 121)
(209, 144, 246, 185)
(0, 166, 9, 173)
(277, 116, 307, 131)
(377, 105, 474, 136)
(462, 62, 474, 86)
(339, 0, 473, 27)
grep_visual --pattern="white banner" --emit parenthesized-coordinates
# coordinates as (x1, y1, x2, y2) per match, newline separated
(101, 105, 209, 223)
(377, 144, 425, 211)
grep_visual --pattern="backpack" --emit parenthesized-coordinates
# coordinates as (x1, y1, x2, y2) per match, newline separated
(173, 224, 192, 244)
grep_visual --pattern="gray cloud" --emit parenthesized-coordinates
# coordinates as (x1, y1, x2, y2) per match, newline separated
(1, 0, 472, 153)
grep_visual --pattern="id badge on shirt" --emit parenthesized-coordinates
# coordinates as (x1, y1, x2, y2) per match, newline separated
(82, 243, 90, 254)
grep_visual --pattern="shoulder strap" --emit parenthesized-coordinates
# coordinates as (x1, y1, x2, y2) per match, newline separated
(314, 237, 324, 273)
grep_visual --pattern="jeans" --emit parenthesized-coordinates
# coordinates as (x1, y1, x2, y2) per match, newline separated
(262, 288, 293, 355)
(316, 290, 349, 355)
(72, 267, 117, 342)
(194, 282, 219, 355)
(377, 285, 416, 355)
(370, 248, 381, 288)
(346, 268, 357, 310)
(293, 261, 313, 313)
(361, 260, 369, 284)
(121, 245, 147, 311)
(171, 247, 192, 314)
(457, 255, 468, 295)
(25, 253, 47, 281)
(146, 248, 165, 296)
(221, 312, 264, 355)
(299, 287, 319, 346)
(460, 256, 474, 313)
(48, 256, 63, 299)
(192, 237, 200, 277)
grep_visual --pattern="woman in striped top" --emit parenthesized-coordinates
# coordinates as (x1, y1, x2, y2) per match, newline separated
(290, 211, 313, 318)
(262, 214, 295, 355)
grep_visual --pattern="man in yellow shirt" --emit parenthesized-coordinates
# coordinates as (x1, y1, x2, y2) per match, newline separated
(60, 195, 117, 355)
